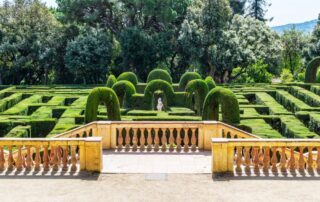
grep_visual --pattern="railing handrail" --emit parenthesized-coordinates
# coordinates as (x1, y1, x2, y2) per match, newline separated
(0, 137, 101, 142)
(212, 138, 320, 143)
(217, 122, 261, 139)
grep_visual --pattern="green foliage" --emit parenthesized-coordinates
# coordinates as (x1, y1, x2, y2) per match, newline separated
(147, 69, 172, 83)
(185, 79, 208, 115)
(5, 125, 31, 138)
(144, 80, 174, 109)
(117, 72, 138, 86)
(179, 72, 201, 89)
(85, 87, 121, 123)
(305, 57, 320, 83)
(106, 75, 117, 87)
(204, 76, 216, 90)
(280, 69, 294, 83)
(247, 0, 270, 21)
(112, 81, 136, 108)
(202, 87, 240, 124)
(232, 61, 272, 83)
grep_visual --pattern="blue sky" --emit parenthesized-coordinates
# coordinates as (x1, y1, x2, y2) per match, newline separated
(2, 0, 320, 27)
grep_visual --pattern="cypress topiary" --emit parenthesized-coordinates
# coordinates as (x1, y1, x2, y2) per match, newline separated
(112, 80, 136, 108)
(147, 69, 172, 83)
(144, 79, 174, 109)
(185, 79, 209, 116)
(117, 72, 138, 86)
(106, 75, 117, 87)
(202, 87, 240, 124)
(179, 72, 202, 89)
(205, 76, 216, 90)
(305, 57, 320, 83)
(85, 87, 121, 123)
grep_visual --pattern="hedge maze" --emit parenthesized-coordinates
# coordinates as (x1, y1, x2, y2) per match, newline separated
(2, 70, 320, 140)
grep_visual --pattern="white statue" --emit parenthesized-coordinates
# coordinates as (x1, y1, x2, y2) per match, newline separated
(157, 98, 164, 111)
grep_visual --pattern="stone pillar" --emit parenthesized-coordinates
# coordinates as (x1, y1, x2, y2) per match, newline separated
(96, 121, 112, 149)
(202, 121, 220, 150)
(211, 138, 233, 174)
(80, 137, 103, 172)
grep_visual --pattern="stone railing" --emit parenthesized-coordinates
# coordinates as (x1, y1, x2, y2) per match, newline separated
(53, 121, 257, 152)
(212, 138, 320, 174)
(0, 137, 102, 172)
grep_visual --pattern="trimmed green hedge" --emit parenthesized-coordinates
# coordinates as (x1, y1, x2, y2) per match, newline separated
(106, 75, 117, 87)
(147, 69, 172, 83)
(179, 72, 202, 89)
(205, 76, 216, 91)
(255, 92, 291, 115)
(117, 72, 138, 86)
(5, 125, 31, 138)
(202, 87, 240, 124)
(0, 93, 23, 112)
(241, 119, 283, 138)
(144, 80, 175, 109)
(85, 87, 121, 123)
(112, 81, 136, 108)
(185, 79, 208, 115)
(305, 57, 320, 83)
(2, 95, 42, 115)
(280, 115, 318, 138)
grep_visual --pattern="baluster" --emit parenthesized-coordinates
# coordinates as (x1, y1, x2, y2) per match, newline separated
(252, 147, 259, 170)
(229, 132, 234, 139)
(34, 146, 41, 171)
(280, 147, 287, 172)
(16, 145, 23, 171)
(298, 146, 305, 171)
(154, 128, 159, 151)
(132, 128, 138, 151)
(183, 128, 189, 152)
(236, 147, 242, 172)
(71, 146, 77, 171)
(140, 129, 145, 151)
(244, 147, 251, 170)
(263, 147, 270, 170)
(271, 147, 278, 172)
(317, 147, 320, 171)
(147, 128, 152, 151)
(307, 147, 314, 170)
(0, 146, 4, 171)
(26, 145, 33, 171)
(125, 128, 131, 150)
(258, 147, 264, 166)
(62, 146, 68, 171)
(7, 146, 14, 171)
(176, 128, 182, 151)
(289, 147, 296, 171)
(161, 129, 167, 151)
(43, 145, 50, 171)
(117, 129, 123, 149)
(169, 128, 174, 151)
(191, 128, 197, 151)
(53, 146, 59, 171)
(50, 146, 55, 165)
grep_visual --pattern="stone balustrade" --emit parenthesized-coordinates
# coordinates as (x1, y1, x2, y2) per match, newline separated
(0, 137, 102, 172)
(212, 138, 320, 174)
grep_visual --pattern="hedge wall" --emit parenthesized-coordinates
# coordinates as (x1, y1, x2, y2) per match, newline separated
(147, 69, 172, 83)
(202, 87, 240, 124)
(179, 72, 202, 89)
(305, 57, 320, 83)
(117, 72, 138, 86)
(144, 80, 175, 109)
(112, 80, 136, 108)
(106, 75, 117, 87)
(205, 76, 216, 91)
(185, 79, 208, 115)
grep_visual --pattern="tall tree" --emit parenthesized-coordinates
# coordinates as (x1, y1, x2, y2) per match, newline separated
(304, 14, 320, 62)
(247, 0, 270, 21)
(229, 0, 246, 15)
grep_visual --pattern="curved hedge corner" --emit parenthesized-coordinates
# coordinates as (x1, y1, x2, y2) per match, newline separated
(185, 79, 208, 116)
(85, 87, 121, 123)
(202, 87, 240, 124)
(205, 76, 216, 90)
(144, 79, 174, 109)
(112, 81, 136, 108)
(305, 57, 320, 83)
(147, 69, 172, 83)
(106, 75, 117, 87)
(179, 72, 202, 89)
(117, 72, 138, 86)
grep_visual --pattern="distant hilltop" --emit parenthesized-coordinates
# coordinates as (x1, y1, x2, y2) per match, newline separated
(272, 19, 317, 34)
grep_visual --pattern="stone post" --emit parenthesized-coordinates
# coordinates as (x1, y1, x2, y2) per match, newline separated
(80, 137, 103, 172)
(211, 138, 233, 174)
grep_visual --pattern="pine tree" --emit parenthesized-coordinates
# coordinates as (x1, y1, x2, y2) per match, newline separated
(229, 0, 246, 15)
(247, 0, 270, 21)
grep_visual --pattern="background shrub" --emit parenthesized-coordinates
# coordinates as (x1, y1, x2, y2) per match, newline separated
(204, 76, 216, 90)
(85, 87, 121, 123)
(202, 87, 240, 124)
(106, 75, 117, 87)
(305, 57, 320, 83)
(147, 69, 172, 83)
(179, 72, 202, 89)
(185, 79, 208, 115)
(144, 80, 174, 109)
(117, 72, 138, 86)
(112, 81, 136, 108)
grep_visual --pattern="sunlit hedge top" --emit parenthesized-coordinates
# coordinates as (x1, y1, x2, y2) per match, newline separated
(147, 69, 172, 83)
(179, 72, 202, 89)
(117, 72, 138, 86)
(112, 80, 136, 107)
(106, 75, 117, 87)
(204, 76, 216, 90)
